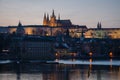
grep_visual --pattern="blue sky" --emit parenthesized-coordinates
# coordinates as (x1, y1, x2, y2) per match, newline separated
(0, 0, 120, 28)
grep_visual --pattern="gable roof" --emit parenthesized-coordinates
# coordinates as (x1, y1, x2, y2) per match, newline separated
(57, 19, 72, 26)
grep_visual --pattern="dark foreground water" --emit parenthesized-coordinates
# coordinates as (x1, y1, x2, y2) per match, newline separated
(0, 59, 120, 80)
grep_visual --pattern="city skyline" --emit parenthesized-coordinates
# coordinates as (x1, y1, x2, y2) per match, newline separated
(0, 0, 120, 28)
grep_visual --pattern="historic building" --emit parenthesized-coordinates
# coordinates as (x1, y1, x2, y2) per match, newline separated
(10, 36, 55, 60)
(43, 10, 72, 27)
(0, 10, 120, 39)
(21, 36, 55, 59)
(16, 21, 25, 35)
(84, 22, 120, 39)
(0, 10, 87, 38)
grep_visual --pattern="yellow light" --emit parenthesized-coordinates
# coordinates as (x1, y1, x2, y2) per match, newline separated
(89, 52, 93, 56)
(46, 33, 49, 36)
(56, 53, 58, 56)
(110, 59, 112, 70)
(89, 58, 92, 63)
(109, 52, 113, 57)
(89, 64, 92, 71)
(55, 53, 60, 59)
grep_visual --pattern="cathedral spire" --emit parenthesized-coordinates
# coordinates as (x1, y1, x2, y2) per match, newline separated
(44, 13, 46, 20)
(52, 9, 55, 17)
(58, 13, 60, 20)
(43, 13, 48, 26)
(97, 22, 100, 29)
(99, 22, 102, 28)
(47, 13, 49, 21)
(97, 22, 102, 29)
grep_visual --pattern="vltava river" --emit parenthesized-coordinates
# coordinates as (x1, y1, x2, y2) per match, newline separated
(0, 59, 120, 80)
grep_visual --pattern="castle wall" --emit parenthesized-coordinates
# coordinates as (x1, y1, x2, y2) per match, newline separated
(84, 29, 120, 39)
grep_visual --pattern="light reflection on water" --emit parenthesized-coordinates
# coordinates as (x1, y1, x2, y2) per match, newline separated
(57, 59, 120, 66)
(0, 60, 120, 80)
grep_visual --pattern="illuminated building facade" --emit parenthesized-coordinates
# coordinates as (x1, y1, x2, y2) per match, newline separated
(0, 11, 120, 39)
(3, 9, 87, 38)
(84, 22, 120, 39)
(43, 10, 72, 27)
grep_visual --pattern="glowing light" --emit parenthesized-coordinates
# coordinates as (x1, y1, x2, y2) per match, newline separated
(55, 53, 60, 59)
(55, 59, 59, 62)
(55, 53, 58, 56)
(89, 52, 93, 57)
(109, 52, 113, 57)
(89, 58, 92, 63)
(89, 64, 92, 72)
(46, 33, 49, 36)
(110, 59, 113, 70)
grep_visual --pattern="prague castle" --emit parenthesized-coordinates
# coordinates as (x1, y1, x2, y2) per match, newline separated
(43, 10, 72, 27)
(0, 10, 87, 37)
(0, 10, 120, 39)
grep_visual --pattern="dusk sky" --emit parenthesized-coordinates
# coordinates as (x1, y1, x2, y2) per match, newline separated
(0, 0, 120, 28)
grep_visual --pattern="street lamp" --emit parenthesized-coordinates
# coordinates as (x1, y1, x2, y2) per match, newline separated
(109, 52, 113, 58)
(89, 52, 93, 57)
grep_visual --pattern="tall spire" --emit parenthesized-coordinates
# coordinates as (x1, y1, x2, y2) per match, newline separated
(99, 22, 102, 28)
(52, 9, 55, 17)
(97, 22, 100, 29)
(43, 13, 48, 26)
(97, 22, 102, 29)
(47, 13, 49, 21)
(18, 20, 22, 27)
(58, 13, 60, 20)
(44, 13, 46, 20)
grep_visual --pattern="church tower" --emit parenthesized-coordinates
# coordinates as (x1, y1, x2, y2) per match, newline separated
(47, 13, 49, 24)
(43, 10, 72, 27)
(58, 14, 60, 20)
(99, 22, 102, 29)
(16, 21, 25, 35)
(49, 10, 57, 27)
(43, 13, 48, 26)
(97, 22, 102, 29)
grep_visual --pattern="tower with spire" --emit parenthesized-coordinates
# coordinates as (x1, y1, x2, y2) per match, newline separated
(43, 13, 48, 26)
(16, 21, 25, 35)
(49, 10, 57, 27)
(58, 14, 60, 20)
(47, 13, 49, 23)
(97, 22, 102, 29)
(43, 10, 72, 27)
(43, 10, 57, 26)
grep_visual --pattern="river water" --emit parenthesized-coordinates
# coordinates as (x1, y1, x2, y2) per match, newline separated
(0, 59, 120, 80)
